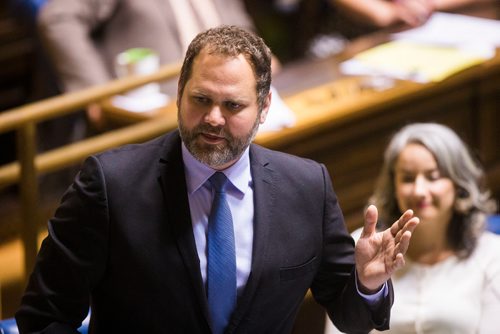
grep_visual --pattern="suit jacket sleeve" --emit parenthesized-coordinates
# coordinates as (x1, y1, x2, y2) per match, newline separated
(16, 156, 109, 333)
(311, 164, 393, 333)
(37, 0, 118, 92)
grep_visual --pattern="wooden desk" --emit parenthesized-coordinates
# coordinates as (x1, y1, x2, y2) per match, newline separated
(102, 32, 500, 231)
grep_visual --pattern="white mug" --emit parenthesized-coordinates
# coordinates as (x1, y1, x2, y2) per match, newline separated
(115, 48, 160, 98)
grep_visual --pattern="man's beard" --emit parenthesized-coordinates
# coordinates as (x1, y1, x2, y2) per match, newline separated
(178, 112, 260, 169)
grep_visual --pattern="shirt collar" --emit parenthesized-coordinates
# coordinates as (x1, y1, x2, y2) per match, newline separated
(182, 143, 251, 195)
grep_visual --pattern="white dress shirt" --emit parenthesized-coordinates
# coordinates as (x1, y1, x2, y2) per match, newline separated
(182, 143, 254, 295)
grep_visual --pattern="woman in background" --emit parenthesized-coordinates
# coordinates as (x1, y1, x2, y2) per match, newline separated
(326, 122, 500, 333)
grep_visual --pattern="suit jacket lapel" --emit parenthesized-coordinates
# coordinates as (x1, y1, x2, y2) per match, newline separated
(229, 145, 276, 330)
(157, 132, 211, 322)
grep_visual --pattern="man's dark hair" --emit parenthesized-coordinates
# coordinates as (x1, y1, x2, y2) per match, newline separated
(177, 25, 272, 111)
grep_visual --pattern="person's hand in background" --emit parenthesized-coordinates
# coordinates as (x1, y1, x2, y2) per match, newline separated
(395, 0, 435, 27)
(333, 0, 434, 28)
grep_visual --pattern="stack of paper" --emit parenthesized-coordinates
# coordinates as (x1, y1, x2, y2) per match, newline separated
(392, 12, 500, 54)
(341, 12, 500, 83)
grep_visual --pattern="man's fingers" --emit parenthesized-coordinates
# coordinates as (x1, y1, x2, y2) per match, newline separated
(390, 209, 415, 236)
(396, 230, 412, 253)
(393, 253, 406, 270)
(362, 205, 378, 237)
(393, 216, 419, 242)
(394, 217, 419, 258)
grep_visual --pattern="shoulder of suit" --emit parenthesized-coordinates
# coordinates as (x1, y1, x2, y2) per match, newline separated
(95, 131, 178, 160)
(250, 143, 323, 169)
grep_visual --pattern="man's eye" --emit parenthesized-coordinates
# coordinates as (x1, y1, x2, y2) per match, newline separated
(193, 96, 209, 105)
(225, 101, 242, 111)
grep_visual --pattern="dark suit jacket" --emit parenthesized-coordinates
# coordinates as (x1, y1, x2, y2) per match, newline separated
(16, 130, 393, 333)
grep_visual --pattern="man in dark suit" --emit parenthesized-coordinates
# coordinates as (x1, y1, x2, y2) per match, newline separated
(16, 25, 419, 333)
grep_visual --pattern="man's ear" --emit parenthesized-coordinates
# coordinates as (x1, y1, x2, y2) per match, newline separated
(259, 90, 272, 124)
(176, 87, 182, 109)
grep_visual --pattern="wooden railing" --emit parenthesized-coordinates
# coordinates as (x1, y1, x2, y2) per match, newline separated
(0, 62, 182, 281)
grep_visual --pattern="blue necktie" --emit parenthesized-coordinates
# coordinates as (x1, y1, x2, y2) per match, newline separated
(207, 172, 236, 334)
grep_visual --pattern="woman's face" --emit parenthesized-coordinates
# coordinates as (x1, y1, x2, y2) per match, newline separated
(394, 143, 456, 225)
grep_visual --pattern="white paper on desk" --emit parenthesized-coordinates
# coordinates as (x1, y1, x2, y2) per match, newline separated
(340, 11, 500, 83)
(391, 12, 500, 58)
(341, 56, 427, 83)
(259, 86, 296, 133)
(340, 40, 488, 83)
(111, 92, 170, 112)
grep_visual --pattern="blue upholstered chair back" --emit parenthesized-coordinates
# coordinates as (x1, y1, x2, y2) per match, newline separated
(487, 214, 500, 234)
(0, 317, 17, 334)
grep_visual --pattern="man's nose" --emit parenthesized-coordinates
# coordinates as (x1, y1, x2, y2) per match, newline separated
(204, 105, 225, 127)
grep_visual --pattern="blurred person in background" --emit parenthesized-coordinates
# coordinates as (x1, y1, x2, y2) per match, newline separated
(326, 122, 500, 333)
(332, 0, 497, 29)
